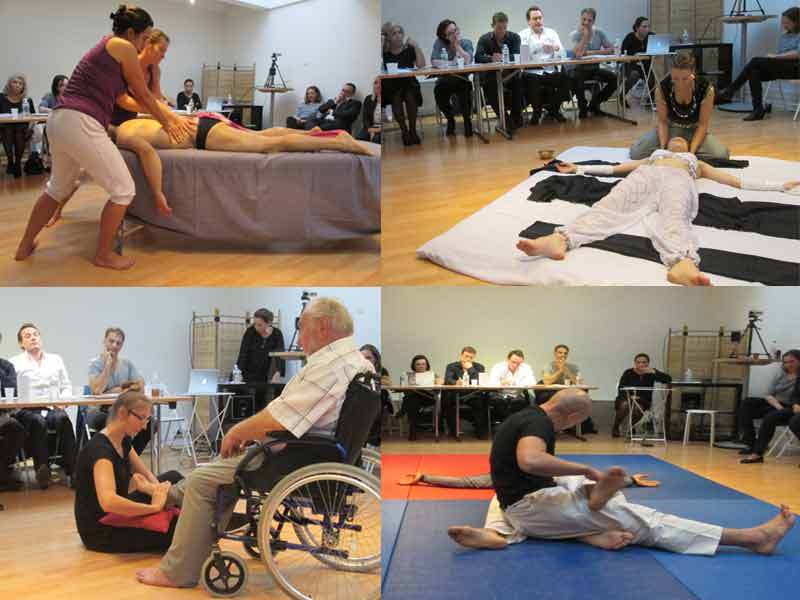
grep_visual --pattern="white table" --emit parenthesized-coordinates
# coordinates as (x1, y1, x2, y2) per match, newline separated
(256, 86, 293, 128)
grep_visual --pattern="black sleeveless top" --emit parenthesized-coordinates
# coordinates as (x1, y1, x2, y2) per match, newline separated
(659, 75, 712, 127)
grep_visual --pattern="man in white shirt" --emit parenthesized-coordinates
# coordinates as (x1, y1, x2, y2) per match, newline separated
(488, 349, 536, 424)
(9, 323, 77, 488)
(519, 6, 568, 123)
(136, 297, 375, 590)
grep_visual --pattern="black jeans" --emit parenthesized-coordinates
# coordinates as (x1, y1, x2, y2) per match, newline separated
(12, 408, 76, 474)
(728, 57, 800, 110)
(82, 470, 184, 553)
(0, 122, 29, 168)
(570, 65, 618, 110)
(482, 72, 523, 123)
(738, 397, 799, 454)
(402, 392, 435, 437)
(0, 414, 25, 481)
(443, 391, 489, 438)
(434, 75, 473, 122)
(523, 71, 569, 114)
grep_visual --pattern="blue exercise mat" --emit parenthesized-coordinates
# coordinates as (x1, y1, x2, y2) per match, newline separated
(381, 499, 408, 589)
(382, 455, 799, 600)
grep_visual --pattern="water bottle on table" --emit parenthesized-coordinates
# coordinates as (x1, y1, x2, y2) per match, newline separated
(502, 44, 510, 64)
(22, 98, 30, 117)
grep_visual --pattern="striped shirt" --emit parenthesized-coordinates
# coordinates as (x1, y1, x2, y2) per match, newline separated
(267, 336, 374, 438)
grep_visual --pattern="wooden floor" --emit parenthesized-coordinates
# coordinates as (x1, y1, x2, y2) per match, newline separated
(0, 447, 379, 600)
(380, 105, 800, 285)
(382, 431, 800, 509)
(0, 176, 380, 286)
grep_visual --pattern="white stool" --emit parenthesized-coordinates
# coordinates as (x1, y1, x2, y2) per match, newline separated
(683, 409, 717, 447)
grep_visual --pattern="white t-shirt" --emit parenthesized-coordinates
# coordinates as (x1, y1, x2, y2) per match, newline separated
(488, 361, 536, 388)
(519, 26, 564, 73)
(10, 351, 71, 398)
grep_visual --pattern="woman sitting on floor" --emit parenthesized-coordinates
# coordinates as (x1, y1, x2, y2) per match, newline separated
(74, 390, 183, 553)
(516, 137, 800, 286)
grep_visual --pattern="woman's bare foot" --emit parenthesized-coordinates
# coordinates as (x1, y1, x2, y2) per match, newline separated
(397, 472, 424, 486)
(154, 192, 173, 217)
(448, 525, 508, 550)
(588, 467, 628, 511)
(14, 239, 38, 261)
(746, 505, 796, 555)
(667, 258, 712, 286)
(136, 567, 180, 588)
(93, 252, 136, 270)
(579, 530, 634, 550)
(516, 233, 568, 259)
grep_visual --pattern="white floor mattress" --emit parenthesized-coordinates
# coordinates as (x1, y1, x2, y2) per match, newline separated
(416, 146, 800, 285)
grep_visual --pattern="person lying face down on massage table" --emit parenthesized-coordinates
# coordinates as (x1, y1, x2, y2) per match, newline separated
(447, 391, 796, 554)
(516, 137, 800, 287)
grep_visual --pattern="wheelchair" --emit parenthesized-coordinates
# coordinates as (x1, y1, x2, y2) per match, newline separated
(201, 372, 381, 599)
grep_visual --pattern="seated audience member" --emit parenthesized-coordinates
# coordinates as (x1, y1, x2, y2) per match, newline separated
(398, 354, 439, 440)
(447, 393, 796, 556)
(444, 346, 488, 439)
(360, 343, 392, 446)
(135, 298, 374, 589)
(9, 323, 77, 488)
(383, 24, 426, 145)
(311, 83, 362, 133)
(0, 73, 36, 178)
(540, 344, 596, 433)
(630, 52, 728, 160)
(739, 350, 800, 463)
(519, 6, 568, 124)
(75, 391, 183, 553)
(568, 8, 617, 119)
(86, 327, 149, 454)
(175, 78, 202, 111)
(432, 19, 475, 136)
(621, 17, 656, 99)
(286, 85, 323, 130)
(613, 353, 672, 437)
(717, 7, 800, 121)
(488, 350, 535, 424)
(357, 78, 382, 144)
(1, 336, 25, 492)
(38, 75, 68, 113)
(476, 12, 524, 129)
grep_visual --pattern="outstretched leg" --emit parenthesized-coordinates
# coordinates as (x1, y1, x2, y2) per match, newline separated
(719, 505, 795, 554)
(116, 132, 171, 217)
(15, 192, 60, 260)
(448, 525, 509, 549)
(207, 124, 373, 155)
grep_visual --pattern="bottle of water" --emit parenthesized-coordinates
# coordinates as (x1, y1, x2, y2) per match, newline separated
(227, 93, 233, 106)
(684, 368, 693, 381)
(462, 371, 469, 386)
(614, 38, 621, 55)
(399, 372, 407, 387)
(441, 47, 449, 64)
(502, 44, 510, 64)
(232, 363, 243, 384)
(22, 98, 30, 117)
(681, 30, 690, 44)
(187, 98, 194, 114)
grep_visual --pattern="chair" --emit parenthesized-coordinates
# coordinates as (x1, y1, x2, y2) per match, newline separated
(764, 79, 800, 121)
(765, 426, 800, 458)
(683, 409, 718, 447)
(201, 372, 381, 599)
(624, 385, 669, 447)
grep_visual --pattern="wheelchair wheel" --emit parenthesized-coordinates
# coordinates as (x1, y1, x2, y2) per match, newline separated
(360, 447, 381, 478)
(257, 463, 381, 600)
(200, 551, 249, 597)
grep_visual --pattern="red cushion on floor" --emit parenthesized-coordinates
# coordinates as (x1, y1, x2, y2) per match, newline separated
(99, 507, 180, 533)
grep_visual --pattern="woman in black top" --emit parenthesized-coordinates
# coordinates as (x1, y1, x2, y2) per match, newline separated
(74, 391, 183, 553)
(621, 17, 656, 100)
(236, 308, 286, 383)
(357, 77, 382, 144)
(1, 73, 36, 178)
(383, 23, 425, 146)
(630, 52, 729, 160)
(612, 353, 672, 437)
(399, 354, 437, 441)
(360, 344, 391, 446)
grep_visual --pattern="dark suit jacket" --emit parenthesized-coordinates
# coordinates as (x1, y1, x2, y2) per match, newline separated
(318, 97, 363, 133)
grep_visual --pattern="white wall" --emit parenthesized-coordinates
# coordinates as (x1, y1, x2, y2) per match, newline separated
(381, 0, 649, 63)
(382, 287, 800, 402)
(0, 287, 381, 395)
(220, 0, 381, 127)
(0, 0, 233, 107)
(722, 0, 799, 110)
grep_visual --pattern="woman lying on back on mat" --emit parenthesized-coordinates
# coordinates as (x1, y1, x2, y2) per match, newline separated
(516, 137, 800, 287)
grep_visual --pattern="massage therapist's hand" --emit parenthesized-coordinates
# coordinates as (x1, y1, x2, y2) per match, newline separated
(150, 482, 170, 511)
(221, 429, 247, 458)
(556, 162, 578, 174)
(583, 466, 604, 482)
(164, 114, 195, 144)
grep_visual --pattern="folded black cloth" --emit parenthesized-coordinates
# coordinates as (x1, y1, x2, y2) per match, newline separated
(519, 221, 800, 285)
(527, 175, 800, 240)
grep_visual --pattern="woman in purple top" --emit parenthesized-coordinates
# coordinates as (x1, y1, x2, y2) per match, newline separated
(14, 5, 193, 271)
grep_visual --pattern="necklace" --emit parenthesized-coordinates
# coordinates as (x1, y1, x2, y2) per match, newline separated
(670, 82, 697, 120)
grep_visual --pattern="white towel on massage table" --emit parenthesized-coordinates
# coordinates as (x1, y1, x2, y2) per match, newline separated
(416, 146, 800, 286)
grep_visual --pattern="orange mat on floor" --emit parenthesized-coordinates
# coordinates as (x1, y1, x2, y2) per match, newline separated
(382, 454, 494, 500)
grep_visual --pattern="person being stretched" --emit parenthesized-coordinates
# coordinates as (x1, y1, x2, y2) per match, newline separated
(398, 471, 659, 488)
(516, 137, 800, 287)
(447, 391, 795, 554)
